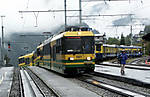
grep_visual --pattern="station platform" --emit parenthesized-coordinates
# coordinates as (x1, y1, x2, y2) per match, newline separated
(102, 62, 150, 70)
(95, 63, 150, 88)
(0, 67, 14, 97)
(29, 66, 100, 97)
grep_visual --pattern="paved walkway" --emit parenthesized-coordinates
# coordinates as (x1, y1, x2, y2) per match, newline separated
(95, 64, 150, 84)
(30, 66, 100, 97)
(0, 67, 14, 97)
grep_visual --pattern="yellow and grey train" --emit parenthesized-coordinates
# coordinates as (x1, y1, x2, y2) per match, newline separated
(18, 53, 33, 66)
(24, 26, 95, 75)
(94, 34, 142, 62)
(95, 44, 142, 61)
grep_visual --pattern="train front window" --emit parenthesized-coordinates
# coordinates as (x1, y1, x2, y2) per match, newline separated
(80, 27, 91, 31)
(82, 37, 94, 54)
(64, 37, 82, 54)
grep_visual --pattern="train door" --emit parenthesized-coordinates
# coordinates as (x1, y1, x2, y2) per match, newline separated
(51, 43, 56, 70)
(32, 56, 34, 66)
(50, 45, 53, 69)
(103, 46, 106, 59)
(48, 43, 51, 69)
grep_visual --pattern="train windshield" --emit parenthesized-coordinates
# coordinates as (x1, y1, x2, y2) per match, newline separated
(64, 36, 94, 54)
(82, 36, 94, 54)
(64, 37, 82, 54)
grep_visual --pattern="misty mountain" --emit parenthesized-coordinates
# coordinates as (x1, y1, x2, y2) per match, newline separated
(112, 16, 132, 26)
(5, 32, 46, 66)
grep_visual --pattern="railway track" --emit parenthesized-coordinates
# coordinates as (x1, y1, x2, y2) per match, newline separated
(76, 73, 150, 97)
(23, 67, 60, 97)
(9, 67, 24, 97)
(9, 67, 60, 97)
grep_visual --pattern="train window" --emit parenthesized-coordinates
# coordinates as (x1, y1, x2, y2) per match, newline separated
(72, 27, 79, 31)
(82, 36, 94, 54)
(37, 48, 40, 56)
(80, 27, 89, 31)
(25, 58, 30, 65)
(64, 38, 82, 54)
(43, 43, 51, 55)
(65, 26, 79, 31)
(65, 27, 71, 31)
(56, 46, 62, 53)
(56, 39, 62, 54)
(96, 44, 101, 51)
(56, 39, 61, 46)
(32, 56, 34, 63)
(19, 58, 24, 64)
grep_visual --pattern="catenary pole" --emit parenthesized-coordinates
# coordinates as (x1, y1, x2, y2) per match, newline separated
(1, 16, 5, 66)
(64, 0, 67, 28)
(79, 0, 82, 25)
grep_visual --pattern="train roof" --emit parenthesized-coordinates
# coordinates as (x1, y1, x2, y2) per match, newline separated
(41, 30, 94, 46)
(65, 26, 91, 32)
(94, 34, 104, 36)
(37, 43, 44, 48)
(102, 44, 142, 49)
(18, 55, 26, 59)
(18, 53, 33, 59)
(118, 45, 142, 49)
(103, 44, 117, 47)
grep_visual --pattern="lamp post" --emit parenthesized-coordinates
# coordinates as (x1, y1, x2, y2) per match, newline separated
(1, 15, 5, 66)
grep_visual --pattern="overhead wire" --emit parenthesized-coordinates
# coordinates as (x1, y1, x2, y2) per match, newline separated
(26, 0, 30, 9)
(20, 0, 30, 28)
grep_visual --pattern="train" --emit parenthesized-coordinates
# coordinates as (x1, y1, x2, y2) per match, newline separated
(19, 26, 95, 75)
(95, 44, 142, 61)
(18, 53, 33, 66)
(18, 26, 143, 75)
(95, 34, 142, 62)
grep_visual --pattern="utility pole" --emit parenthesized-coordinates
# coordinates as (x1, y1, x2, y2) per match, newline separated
(130, 25, 133, 45)
(79, 0, 82, 25)
(130, 14, 133, 45)
(1, 16, 5, 66)
(64, 0, 67, 28)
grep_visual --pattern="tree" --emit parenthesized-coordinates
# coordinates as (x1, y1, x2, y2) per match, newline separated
(145, 42, 150, 55)
(120, 33, 125, 45)
(125, 33, 131, 46)
(4, 54, 10, 66)
(107, 37, 120, 45)
(143, 25, 150, 55)
(144, 25, 150, 34)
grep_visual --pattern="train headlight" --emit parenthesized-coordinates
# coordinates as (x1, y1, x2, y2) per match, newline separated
(87, 57, 91, 60)
(69, 57, 74, 60)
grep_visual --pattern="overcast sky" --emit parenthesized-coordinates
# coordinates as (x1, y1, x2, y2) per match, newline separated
(0, 0, 149, 38)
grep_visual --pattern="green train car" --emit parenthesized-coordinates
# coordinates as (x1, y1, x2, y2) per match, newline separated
(33, 26, 95, 75)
